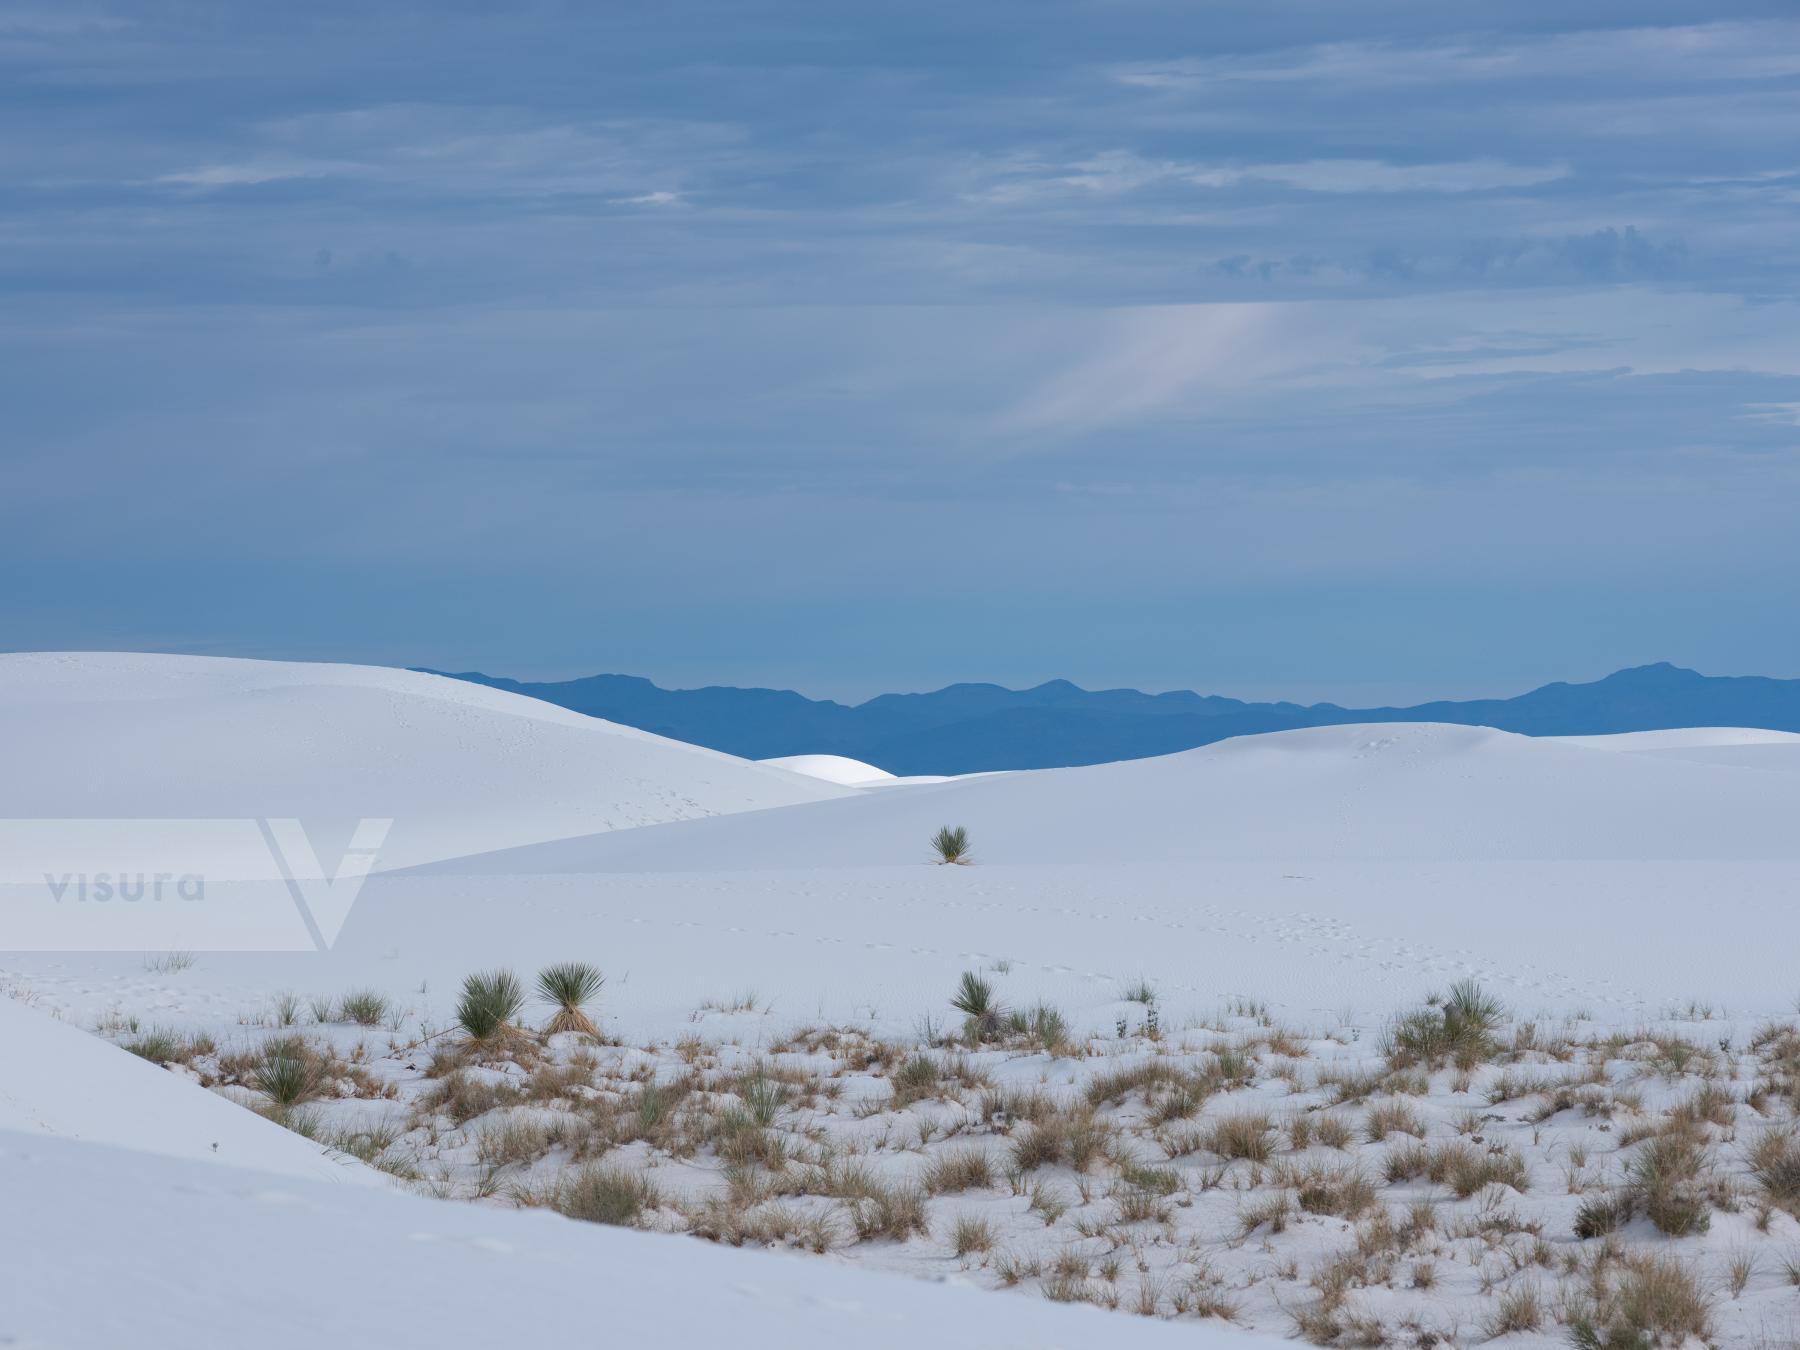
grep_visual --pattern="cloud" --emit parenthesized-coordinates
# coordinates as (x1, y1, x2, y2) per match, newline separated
(149, 104, 728, 202)
(155, 159, 347, 187)
(1112, 22, 1800, 91)
(972, 150, 1566, 203)
(992, 303, 1346, 435)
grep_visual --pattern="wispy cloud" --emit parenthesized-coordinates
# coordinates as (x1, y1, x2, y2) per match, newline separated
(973, 150, 1567, 202)
(1112, 22, 1800, 90)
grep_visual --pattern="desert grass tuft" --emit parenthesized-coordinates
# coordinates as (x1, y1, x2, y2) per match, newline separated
(1207, 1110, 1277, 1163)
(1484, 1283, 1543, 1336)
(1364, 1099, 1425, 1142)
(951, 1213, 996, 1255)
(1565, 1253, 1712, 1350)
(1748, 1126, 1800, 1215)
(922, 1146, 995, 1195)
(554, 1162, 659, 1227)
(336, 988, 392, 1026)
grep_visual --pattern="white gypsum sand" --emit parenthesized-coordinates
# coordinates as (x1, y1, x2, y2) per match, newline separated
(4, 656, 1799, 1348)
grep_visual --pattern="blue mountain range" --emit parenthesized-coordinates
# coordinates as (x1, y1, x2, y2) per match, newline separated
(415, 662, 1800, 776)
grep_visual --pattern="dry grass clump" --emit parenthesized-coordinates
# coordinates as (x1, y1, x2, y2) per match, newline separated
(1318, 1067, 1387, 1104)
(1747, 1127, 1800, 1216)
(553, 1162, 660, 1227)
(1207, 1110, 1277, 1163)
(1112, 1183, 1171, 1225)
(336, 988, 392, 1027)
(1009, 1105, 1112, 1172)
(1666, 1082, 1736, 1131)
(1383, 980, 1503, 1070)
(418, 1067, 528, 1125)
(524, 1057, 598, 1104)
(1750, 1021, 1800, 1108)
(886, 1053, 943, 1108)
(684, 1197, 837, 1253)
(1289, 1161, 1378, 1219)
(922, 1146, 995, 1195)
(1005, 1002, 1073, 1055)
(1444, 1145, 1530, 1199)
(848, 1181, 930, 1242)
(978, 1085, 1058, 1126)
(1315, 1114, 1355, 1150)
(711, 1106, 789, 1171)
(1363, 1099, 1425, 1142)
(623, 1074, 699, 1151)
(1571, 1128, 1721, 1240)
(731, 1063, 790, 1126)
(1626, 1131, 1713, 1236)
(951, 1213, 996, 1255)
(1573, 1192, 1635, 1240)
(326, 1119, 417, 1179)
(1484, 1282, 1544, 1336)
(1379, 1139, 1528, 1197)
(1086, 1059, 1185, 1107)
(1118, 976, 1157, 1006)
(474, 1109, 578, 1171)
(1564, 1253, 1712, 1349)
(122, 1026, 214, 1065)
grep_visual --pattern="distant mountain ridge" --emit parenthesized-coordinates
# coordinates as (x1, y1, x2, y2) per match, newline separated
(413, 662, 1800, 776)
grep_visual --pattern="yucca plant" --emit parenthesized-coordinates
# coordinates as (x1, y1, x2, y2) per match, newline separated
(1440, 979, 1503, 1066)
(952, 969, 1003, 1041)
(253, 1040, 321, 1108)
(457, 968, 526, 1042)
(930, 825, 972, 865)
(536, 961, 604, 1037)
(1385, 979, 1503, 1068)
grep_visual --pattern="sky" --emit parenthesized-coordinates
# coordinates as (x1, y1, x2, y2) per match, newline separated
(5, 1, 1800, 704)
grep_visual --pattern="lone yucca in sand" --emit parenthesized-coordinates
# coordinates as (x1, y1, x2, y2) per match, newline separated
(537, 961, 605, 1037)
(931, 825, 972, 865)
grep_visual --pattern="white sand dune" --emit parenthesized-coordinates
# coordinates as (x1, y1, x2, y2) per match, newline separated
(7, 694, 1797, 1027)
(442, 721, 1800, 872)
(0, 1128, 1274, 1350)
(1551, 727, 1800, 750)
(1549, 726, 1800, 773)
(0, 653, 848, 875)
(760, 752, 898, 785)
(0, 995, 378, 1183)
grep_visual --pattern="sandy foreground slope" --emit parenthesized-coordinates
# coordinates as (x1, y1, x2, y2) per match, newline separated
(0, 1127, 1279, 1350)
(0, 994, 378, 1183)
